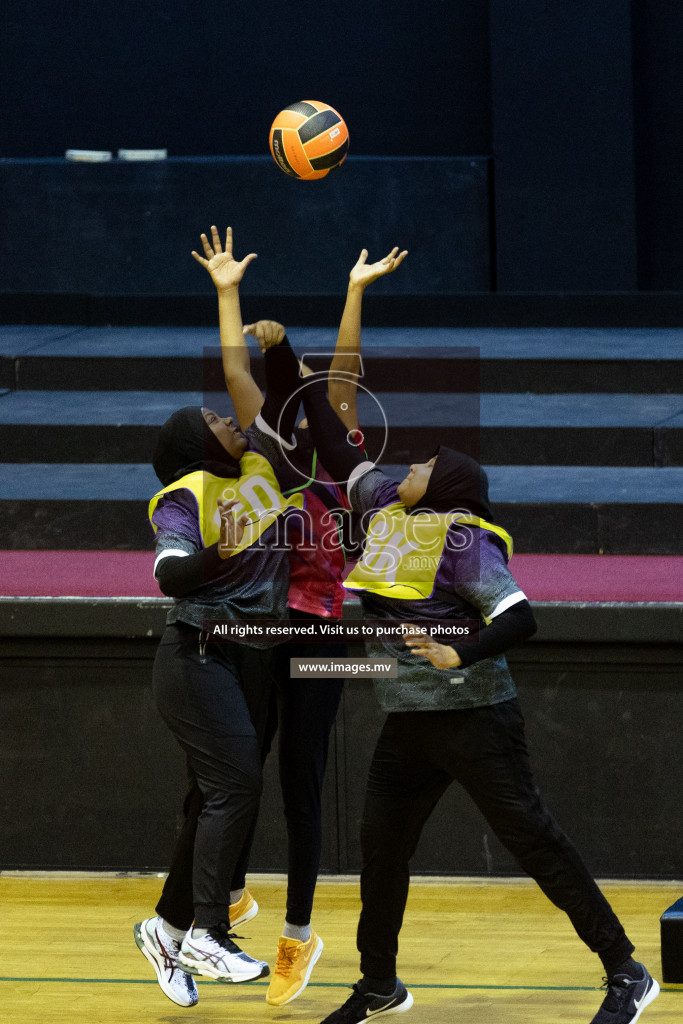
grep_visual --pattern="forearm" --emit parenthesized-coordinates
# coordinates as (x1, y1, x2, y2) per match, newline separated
(218, 289, 249, 378)
(261, 335, 302, 440)
(155, 546, 227, 598)
(452, 600, 537, 668)
(302, 377, 366, 483)
(329, 283, 364, 429)
(217, 289, 264, 427)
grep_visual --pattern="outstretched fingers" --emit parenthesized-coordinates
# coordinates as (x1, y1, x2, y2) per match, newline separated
(215, 225, 231, 256)
(386, 248, 408, 270)
(371, 248, 408, 278)
(237, 252, 259, 272)
(194, 225, 230, 261)
(381, 246, 400, 264)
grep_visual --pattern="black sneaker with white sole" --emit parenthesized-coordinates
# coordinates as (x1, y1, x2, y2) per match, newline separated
(320, 978, 413, 1023)
(590, 963, 659, 1024)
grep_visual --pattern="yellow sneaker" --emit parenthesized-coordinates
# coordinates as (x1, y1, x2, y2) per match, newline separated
(265, 930, 324, 1006)
(229, 889, 258, 928)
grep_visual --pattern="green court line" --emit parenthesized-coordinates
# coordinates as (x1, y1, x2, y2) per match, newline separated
(0, 978, 594, 991)
(2, 977, 680, 993)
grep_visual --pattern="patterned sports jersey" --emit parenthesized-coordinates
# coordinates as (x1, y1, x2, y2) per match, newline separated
(347, 467, 526, 712)
(150, 418, 298, 644)
(278, 426, 351, 618)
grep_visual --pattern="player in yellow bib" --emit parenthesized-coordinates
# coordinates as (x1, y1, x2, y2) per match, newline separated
(298, 360, 657, 1023)
(134, 234, 308, 1005)
(183, 225, 408, 1008)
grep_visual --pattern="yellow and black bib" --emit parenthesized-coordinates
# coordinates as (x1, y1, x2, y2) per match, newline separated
(148, 452, 303, 558)
(343, 501, 513, 600)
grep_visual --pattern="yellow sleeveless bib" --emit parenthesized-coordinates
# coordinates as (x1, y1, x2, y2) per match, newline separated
(148, 452, 303, 557)
(343, 501, 513, 600)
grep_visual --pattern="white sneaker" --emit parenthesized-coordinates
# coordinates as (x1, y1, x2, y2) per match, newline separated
(178, 923, 269, 984)
(134, 917, 199, 1007)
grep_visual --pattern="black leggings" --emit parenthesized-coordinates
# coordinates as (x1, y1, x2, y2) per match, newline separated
(229, 611, 345, 926)
(153, 621, 277, 930)
(155, 617, 344, 930)
(271, 612, 345, 925)
(357, 699, 634, 978)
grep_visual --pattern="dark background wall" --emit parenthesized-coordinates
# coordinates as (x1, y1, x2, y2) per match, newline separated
(632, 0, 683, 289)
(1, 603, 680, 877)
(489, 0, 637, 292)
(2, 1, 683, 320)
(1, 1, 491, 158)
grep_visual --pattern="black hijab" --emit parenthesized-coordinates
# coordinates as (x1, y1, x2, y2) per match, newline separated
(152, 407, 242, 487)
(411, 445, 493, 520)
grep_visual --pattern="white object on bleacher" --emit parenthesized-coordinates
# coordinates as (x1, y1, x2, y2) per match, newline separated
(65, 149, 113, 162)
(117, 149, 167, 160)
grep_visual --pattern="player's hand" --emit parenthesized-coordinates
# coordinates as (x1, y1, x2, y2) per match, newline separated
(349, 247, 408, 290)
(404, 627, 462, 669)
(192, 226, 257, 291)
(217, 498, 250, 557)
(242, 320, 286, 353)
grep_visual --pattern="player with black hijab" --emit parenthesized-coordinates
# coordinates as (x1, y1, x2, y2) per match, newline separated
(134, 249, 305, 1007)
(297, 373, 658, 1024)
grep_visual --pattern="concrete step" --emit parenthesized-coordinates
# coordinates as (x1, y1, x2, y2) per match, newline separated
(1, 326, 682, 393)
(1, 390, 682, 466)
(1, 464, 680, 553)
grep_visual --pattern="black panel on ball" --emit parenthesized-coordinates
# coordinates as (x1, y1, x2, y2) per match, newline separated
(270, 129, 298, 177)
(298, 108, 342, 143)
(310, 138, 350, 171)
(283, 100, 318, 117)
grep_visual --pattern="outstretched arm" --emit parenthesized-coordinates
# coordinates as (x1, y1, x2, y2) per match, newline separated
(192, 225, 264, 429)
(329, 246, 407, 431)
(302, 376, 368, 485)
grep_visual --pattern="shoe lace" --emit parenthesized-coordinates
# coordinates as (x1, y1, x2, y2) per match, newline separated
(274, 940, 300, 978)
(337, 983, 372, 1020)
(599, 975, 631, 1014)
(163, 946, 180, 972)
(209, 923, 246, 954)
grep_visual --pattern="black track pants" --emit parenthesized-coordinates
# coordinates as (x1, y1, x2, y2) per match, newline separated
(357, 699, 634, 978)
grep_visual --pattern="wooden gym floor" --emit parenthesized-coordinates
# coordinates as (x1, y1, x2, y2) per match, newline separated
(1, 874, 680, 1023)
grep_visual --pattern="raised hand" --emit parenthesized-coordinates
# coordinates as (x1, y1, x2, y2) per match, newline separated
(217, 498, 251, 558)
(242, 319, 286, 353)
(349, 246, 408, 290)
(192, 226, 258, 291)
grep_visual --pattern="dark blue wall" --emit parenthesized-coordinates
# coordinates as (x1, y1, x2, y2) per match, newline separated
(489, 0, 637, 291)
(0, 156, 490, 296)
(1, 1, 491, 158)
(632, 0, 683, 289)
(2, 1, 683, 306)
